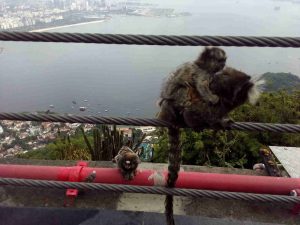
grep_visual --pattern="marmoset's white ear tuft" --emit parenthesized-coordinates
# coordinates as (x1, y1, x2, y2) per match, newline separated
(248, 78, 265, 105)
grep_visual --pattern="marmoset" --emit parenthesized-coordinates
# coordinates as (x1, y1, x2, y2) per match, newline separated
(183, 67, 261, 129)
(159, 59, 262, 225)
(158, 66, 261, 129)
(113, 146, 141, 180)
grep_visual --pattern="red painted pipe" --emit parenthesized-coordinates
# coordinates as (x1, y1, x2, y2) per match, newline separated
(0, 163, 299, 195)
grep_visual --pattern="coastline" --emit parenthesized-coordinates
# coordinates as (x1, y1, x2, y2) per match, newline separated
(30, 19, 106, 32)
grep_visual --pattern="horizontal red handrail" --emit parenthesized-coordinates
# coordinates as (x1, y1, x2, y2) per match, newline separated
(0, 163, 299, 195)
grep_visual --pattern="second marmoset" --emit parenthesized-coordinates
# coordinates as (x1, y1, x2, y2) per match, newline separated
(113, 146, 141, 180)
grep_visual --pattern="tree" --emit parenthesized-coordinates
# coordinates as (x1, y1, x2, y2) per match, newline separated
(19, 133, 90, 160)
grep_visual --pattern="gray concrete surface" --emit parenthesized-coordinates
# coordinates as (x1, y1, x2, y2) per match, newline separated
(270, 146, 300, 178)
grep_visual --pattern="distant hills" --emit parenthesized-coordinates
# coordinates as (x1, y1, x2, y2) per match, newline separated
(259, 72, 300, 92)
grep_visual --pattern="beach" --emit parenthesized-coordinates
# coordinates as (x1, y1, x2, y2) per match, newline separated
(30, 19, 106, 32)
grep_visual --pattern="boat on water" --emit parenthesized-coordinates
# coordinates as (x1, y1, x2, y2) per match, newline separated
(79, 106, 87, 111)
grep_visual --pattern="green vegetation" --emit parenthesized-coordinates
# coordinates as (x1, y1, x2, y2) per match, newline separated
(19, 125, 146, 161)
(153, 90, 300, 168)
(261, 72, 300, 92)
(81, 125, 124, 161)
(19, 132, 90, 160)
(81, 125, 146, 161)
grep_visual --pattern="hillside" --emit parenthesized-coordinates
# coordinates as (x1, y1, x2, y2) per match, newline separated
(260, 72, 300, 92)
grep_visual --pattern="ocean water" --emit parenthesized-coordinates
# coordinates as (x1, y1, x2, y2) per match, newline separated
(0, 0, 300, 117)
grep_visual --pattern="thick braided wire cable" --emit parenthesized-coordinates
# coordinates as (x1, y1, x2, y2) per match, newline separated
(0, 112, 299, 133)
(1, 31, 300, 47)
(0, 178, 299, 204)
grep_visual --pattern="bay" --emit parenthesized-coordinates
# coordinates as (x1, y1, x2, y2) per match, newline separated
(0, 0, 300, 117)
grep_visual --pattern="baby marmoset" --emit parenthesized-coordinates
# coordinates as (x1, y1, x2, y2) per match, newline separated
(113, 146, 141, 180)
(157, 47, 227, 126)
